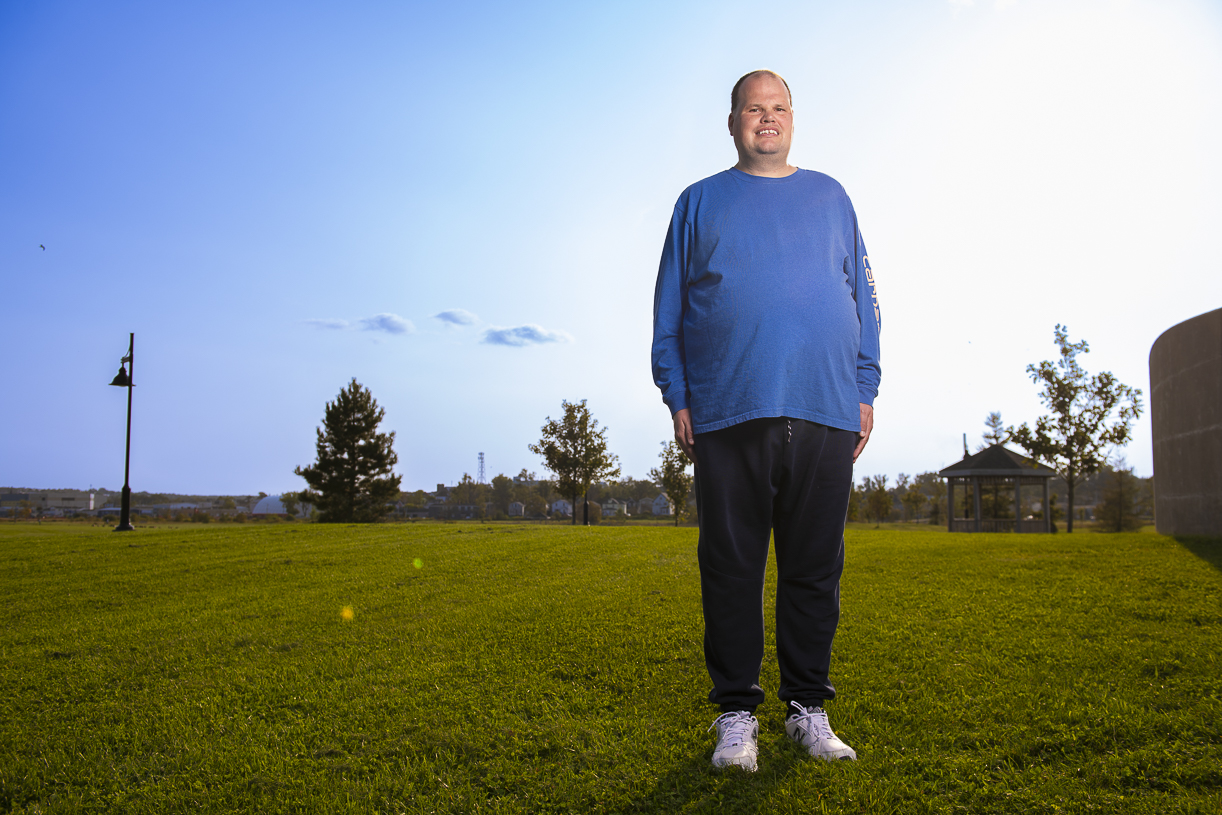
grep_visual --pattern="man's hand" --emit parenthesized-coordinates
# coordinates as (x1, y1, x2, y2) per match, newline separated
(853, 403, 874, 463)
(673, 408, 695, 459)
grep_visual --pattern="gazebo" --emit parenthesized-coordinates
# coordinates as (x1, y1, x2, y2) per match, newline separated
(939, 444, 1058, 533)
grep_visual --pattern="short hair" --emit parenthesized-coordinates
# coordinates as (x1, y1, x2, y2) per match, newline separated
(731, 70, 793, 114)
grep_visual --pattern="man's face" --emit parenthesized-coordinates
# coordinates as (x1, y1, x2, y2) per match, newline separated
(728, 74, 793, 163)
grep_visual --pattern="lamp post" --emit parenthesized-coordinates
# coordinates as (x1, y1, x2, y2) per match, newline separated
(108, 333, 136, 532)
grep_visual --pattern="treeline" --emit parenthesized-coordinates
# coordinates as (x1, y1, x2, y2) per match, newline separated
(395, 471, 687, 522)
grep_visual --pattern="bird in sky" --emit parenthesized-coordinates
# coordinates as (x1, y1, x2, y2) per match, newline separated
(39, 245, 45, 250)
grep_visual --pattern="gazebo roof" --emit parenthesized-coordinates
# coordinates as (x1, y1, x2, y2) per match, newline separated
(938, 444, 1058, 478)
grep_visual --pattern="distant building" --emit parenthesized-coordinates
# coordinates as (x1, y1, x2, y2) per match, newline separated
(651, 493, 674, 516)
(551, 499, 573, 517)
(2, 490, 98, 512)
(938, 444, 1056, 533)
(601, 498, 630, 518)
(1150, 307, 1222, 536)
(508, 501, 525, 517)
(252, 494, 313, 517)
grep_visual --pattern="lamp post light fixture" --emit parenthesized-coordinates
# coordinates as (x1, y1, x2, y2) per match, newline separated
(108, 333, 136, 532)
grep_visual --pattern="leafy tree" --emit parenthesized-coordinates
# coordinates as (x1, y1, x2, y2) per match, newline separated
(914, 472, 945, 525)
(490, 474, 514, 517)
(1008, 325, 1143, 533)
(846, 482, 863, 522)
(449, 473, 487, 518)
(898, 474, 926, 522)
(977, 411, 1010, 451)
(648, 440, 694, 527)
(294, 378, 402, 523)
(528, 399, 621, 525)
(280, 491, 300, 518)
(520, 490, 548, 518)
(865, 475, 892, 525)
(400, 490, 428, 510)
(1096, 458, 1145, 533)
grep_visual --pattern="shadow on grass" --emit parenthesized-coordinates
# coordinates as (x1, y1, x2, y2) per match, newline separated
(624, 718, 832, 813)
(1176, 535, 1222, 573)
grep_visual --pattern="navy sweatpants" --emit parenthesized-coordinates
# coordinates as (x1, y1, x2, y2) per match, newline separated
(693, 417, 856, 713)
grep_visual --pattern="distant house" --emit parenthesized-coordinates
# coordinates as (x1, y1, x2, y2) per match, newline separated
(508, 501, 525, 517)
(551, 499, 573, 517)
(399, 504, 430, 519)
(651, 493, 674, 516)
(601, 498, 630, 518)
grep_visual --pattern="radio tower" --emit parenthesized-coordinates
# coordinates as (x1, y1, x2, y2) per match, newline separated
(477, 452, 486, 484)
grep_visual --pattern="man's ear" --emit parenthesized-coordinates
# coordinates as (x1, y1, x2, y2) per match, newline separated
(727, 112, 735, 135)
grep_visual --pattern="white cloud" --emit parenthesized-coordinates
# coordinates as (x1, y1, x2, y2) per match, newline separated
(481, 324, 572, 347)
(434, 309, 479, 326)
(359, 313, 414, 334)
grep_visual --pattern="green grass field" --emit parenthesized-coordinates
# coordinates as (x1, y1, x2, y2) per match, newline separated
(1, 522, 1219, 813)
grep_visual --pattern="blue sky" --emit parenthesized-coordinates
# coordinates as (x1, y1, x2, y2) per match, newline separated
(3, 0, 1220, 494)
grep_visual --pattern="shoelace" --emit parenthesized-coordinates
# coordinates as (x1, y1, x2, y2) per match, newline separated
(788, 703, 834, 742)
(708, 711, 755, 745)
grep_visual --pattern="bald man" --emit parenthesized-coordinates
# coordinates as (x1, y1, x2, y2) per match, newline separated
(652, 69, 881, 771)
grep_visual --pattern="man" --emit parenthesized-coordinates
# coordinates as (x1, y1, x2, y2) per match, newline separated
(651, 70, 881, 771)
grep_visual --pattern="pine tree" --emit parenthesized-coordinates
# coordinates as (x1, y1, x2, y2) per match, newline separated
(529, 399, 620, 525)
(977, 411, 1009, 451)
(649, 440, 693, 526)
(294, 378, 402, 523)
(1009, 325, 1143, 532)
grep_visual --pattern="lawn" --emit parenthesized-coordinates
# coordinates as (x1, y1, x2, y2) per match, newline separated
(0, 522, 1219, 813)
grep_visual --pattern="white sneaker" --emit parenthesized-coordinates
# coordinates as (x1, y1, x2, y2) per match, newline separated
(708, 710, 759, 771)
(785, 702, 857, 761)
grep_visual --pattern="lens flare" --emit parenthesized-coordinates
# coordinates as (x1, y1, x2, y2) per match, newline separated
(340, 606, 354, 621)
(413, 558, 423, 569)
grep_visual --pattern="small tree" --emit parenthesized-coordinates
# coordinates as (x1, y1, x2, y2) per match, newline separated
(899, 476, 926, 523)
(529, 399, 620, 525)
(648, 440, 694, 527)
(915, 472, 945, 526)
(294, 378, 402, 523)
(1096, 458, 1145, 533)
(1009, 325, 1143, 533)
(280, 491, 300, 518)
(846, 481, 863, 522)
(866, 475, 892, 525)
(490, 474, 514, 517)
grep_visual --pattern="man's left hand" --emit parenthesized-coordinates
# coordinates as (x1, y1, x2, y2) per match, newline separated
(853, 403, 874, 463)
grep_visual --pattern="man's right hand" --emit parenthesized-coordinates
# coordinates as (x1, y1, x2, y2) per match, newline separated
(673, 409, 695, 459)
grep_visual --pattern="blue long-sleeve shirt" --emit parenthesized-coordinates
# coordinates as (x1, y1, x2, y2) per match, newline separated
(651, 167, 881, 434)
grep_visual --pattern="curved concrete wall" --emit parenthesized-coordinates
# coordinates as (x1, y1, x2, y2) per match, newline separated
(1149, 308, 1222, 536)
